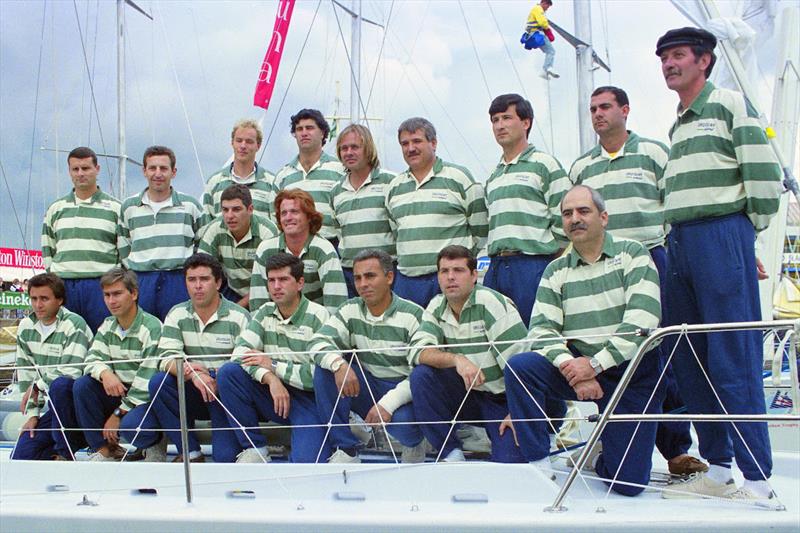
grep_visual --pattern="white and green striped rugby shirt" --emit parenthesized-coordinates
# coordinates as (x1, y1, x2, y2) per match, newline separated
(16, 307, 92, 416)
(118, 188, 210, 271)
(486, 144, 570, 256)
(41, 189, 121, 278)
(274, 152, 346, 240)
(570, 132, 668, 249)
(526, 232, 661, 371)
(233, 295, 329, 390)
(330, 166, 397, 268)
(411, 285, 527, 395)
(309, 294, 424, 413)
(202, 163, 277, 219)
(385, 157, 489, 277)
(84, 307, 163, 411)
(197, 213, 278, 297)
(664, 81, 782, 231)
(249, 233, 348, 313)
(158, 297, 251, 372)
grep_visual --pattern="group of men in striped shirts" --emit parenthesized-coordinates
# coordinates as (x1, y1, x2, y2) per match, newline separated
(15, 26, 782, 500)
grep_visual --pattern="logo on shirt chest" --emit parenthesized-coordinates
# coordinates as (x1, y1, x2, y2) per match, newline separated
(471, 323, 486, 335)
(695, 120, 717, 133)
(250, 190, 269, 202)
(625, 170, 644, 180)
(604, 255, 623, 273)
(214, 336, 233, 347)
(303, 260, 318, 274)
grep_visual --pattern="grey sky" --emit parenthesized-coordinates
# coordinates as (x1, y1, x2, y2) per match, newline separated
(0, 0, 787, 250)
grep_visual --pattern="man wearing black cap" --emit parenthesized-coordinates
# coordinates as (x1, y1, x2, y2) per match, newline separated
(656, 27, 782, 501)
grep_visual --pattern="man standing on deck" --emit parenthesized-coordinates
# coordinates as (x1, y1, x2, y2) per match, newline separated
(504, 185, 662, 496)
(202, 119, 276, 220)
(484, 93, 569, 327)
(409, 245, 528, 463)
(570, 85, 706, 477)
(656, 27, 782, 500)
(148, 253, 250, 463)
(273, 109, 346, 248)
(217, 253, 330, 463)
(118, 146, 209, 321)
(198, 184, 278, 309)
(73, 267, 163, 461)
(331, 124, 397, 298)
(385, 118, 488, 309)
(311, 249, 427, 464)
(12, 273, 92, 461)
(41, 146, 121, 332)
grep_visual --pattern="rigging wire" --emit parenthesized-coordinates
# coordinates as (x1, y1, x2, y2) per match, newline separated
(363, 0, 394, 113)
(154, 2, 205, 183)
(599, 0, 612, 84)
(87, 0, 100, 144)
(0, 160, 32, 253)
(260, 0, 324, 157)
(384, 1, 429, 117)
(486, 1, 551, 154)
(190, 6, 218, 152)
(71, 0, 116, 194)
(22, 3, 48, 245)
(458, 1, 491, 98)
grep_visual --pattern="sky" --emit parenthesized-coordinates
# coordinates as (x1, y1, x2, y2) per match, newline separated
(0, 0, 795, 250)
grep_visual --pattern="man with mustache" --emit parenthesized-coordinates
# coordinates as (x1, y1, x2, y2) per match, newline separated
(385, 118, 488, 308)
(332, 124, 397, 298)
(202, 119, 277, 220)
(656, 27, 782, 500)
(504, 185, 662, 496)
(570, 85, 706, 477)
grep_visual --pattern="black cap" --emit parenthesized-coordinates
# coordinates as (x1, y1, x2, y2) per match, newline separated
(655, 27, 717, 56)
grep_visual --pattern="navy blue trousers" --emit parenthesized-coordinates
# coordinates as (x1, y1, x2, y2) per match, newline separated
(649, 245, 693, 461)
(483, 253, 551, 329)
(664, 213, 772, 480)
(134, 270, 189, 322)
(216, 363, 328, 463)
(315, 365, 422, 450)
(64, 277, 109, 333)
(148, 371, 240, 462)
(73, 375, 160, 450)
(410, 365, 526, 463)
(12, 376, 85, 460)
(505, 352, 661, 496)
(393, 271, 440, 309)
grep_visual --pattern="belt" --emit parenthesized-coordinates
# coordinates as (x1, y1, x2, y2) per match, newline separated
(498, 250, 522, 257)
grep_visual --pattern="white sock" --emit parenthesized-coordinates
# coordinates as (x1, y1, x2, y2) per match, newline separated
(742, 479, 772, 498)
(706, 464, 732, 484)
(188, 450, 203, 460)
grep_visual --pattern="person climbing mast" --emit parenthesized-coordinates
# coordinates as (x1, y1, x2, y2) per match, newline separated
(525, 0, 559, 80)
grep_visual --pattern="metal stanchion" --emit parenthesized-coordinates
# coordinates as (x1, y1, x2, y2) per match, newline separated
(177, 357, 193, 504)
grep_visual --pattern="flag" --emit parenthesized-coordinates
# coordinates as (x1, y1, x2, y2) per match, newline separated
(253, 0, 296, 110)
(770, 390, 794, 409)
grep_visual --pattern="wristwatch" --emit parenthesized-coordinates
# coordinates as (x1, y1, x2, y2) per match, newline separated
(112, 407, 125, 418)
(330, 358, 346, 372)
(271, 359, 279, 372)
(589, 357, 603, 375)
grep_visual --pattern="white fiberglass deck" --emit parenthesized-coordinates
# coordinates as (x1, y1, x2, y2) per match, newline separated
(1, 447, 798, 532)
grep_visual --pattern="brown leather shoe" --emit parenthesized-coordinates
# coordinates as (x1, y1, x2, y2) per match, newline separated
(171, 454, 205, 463)
(51, 454, 71, 461)
(668, 454, 709, 476)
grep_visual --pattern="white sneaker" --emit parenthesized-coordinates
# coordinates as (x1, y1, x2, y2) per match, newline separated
(569, 441, 601, 472)
(662, 472, 735, 499)
(457, 425, 491, 453)
(443, 448, 466, 462)
(328, 448, 360, 464)
(236, 446, 271, 464)
(144, 436, 168, 463)
(547, 69, 560, 78)
(539, 70, 550, 79)
(724, 486, 775, 501)
(401, 440, 429, 464)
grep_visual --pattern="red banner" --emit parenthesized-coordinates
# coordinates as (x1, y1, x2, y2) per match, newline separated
(0, 248, 44, 270)
(253, 0, 296, 110)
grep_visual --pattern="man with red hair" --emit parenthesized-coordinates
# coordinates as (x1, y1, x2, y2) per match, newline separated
(249, 189, 347, 313)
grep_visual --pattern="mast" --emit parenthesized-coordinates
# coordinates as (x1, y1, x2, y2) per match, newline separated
(350, 0, 362, 124)
(117, 0, 127, 197)
(573, 1, 595, 153)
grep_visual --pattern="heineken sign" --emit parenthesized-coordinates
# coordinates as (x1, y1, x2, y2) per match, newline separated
(0, 291, 30, 310)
